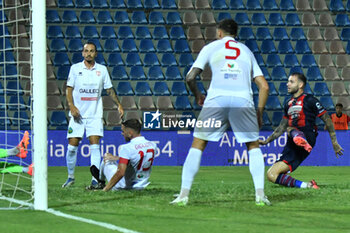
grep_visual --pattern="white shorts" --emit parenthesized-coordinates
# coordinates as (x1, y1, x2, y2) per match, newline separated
(103, 161, 150, 190)
(103, 161, 126, 190)
(193, 96, 259, 143)
(67, 118, 104, 138)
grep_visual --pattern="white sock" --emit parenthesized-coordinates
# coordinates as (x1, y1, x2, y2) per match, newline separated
(301, 182, 308, 188)
(90, 144, 101, 181)
(180, 148, 202, 198)
(248, 148, 265, 197)
(66, 144, 78, 179)
(103, 161, 118, 182)
(99, 160, 106, 181)
(7, 147, 19, 156)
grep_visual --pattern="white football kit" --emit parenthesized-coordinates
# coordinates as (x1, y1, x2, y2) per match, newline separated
(103, 136, 158, 190)
(192, 36, 263, 143)
(66, 61, 112, 138)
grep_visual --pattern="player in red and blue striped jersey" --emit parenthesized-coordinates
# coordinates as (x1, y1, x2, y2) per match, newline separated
(260, 73, 343, 189)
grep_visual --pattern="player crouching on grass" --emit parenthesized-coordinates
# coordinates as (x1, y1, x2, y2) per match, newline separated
(86, 119, 158, 191)
(259, 73, 343, 189)
(0, 131, 33, 176)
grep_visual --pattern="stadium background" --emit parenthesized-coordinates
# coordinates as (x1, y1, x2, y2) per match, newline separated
(42, 0, 350, 132)
(1, 0, 350, 231)
(2, 0, 350, 165)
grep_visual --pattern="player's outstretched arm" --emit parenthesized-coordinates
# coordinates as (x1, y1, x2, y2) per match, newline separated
(107, 88, 124, 118)
(186, 67, 205, 106)
(259, 118, 288, 145)
(103, 163, 126, 192)
(320, 113, 344, 158)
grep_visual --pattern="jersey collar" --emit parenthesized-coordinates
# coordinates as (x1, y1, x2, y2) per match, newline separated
(222, 36, 236, 41)
(130, 136, 145, 143)
(292, 92, 305, 100)
(81, 61, 97, 70)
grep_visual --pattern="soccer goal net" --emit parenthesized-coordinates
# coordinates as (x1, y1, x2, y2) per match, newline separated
(0, 0, 47, 210)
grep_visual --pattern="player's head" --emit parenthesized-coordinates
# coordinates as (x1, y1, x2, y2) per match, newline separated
(121, 119, 142, 142)
(287, 72, 307, 95)
(335, 103, 343, 114)
(217, 19, 238, 38)
(82, 41, 97, 63)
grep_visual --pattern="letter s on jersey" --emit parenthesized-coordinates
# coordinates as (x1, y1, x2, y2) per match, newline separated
(225, 40, 240, 60)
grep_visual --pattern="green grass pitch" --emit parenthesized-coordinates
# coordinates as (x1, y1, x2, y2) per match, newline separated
(0, 166, 350, 233)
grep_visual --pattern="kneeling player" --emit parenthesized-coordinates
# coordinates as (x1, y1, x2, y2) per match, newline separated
(260, 73, 343, 189)
(89, 119, 157, 191)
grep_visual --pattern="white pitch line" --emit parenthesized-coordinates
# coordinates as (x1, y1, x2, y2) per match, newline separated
(0, 195, 34, 208)
(46, 208, 142, 233)
(0, 196, 141, 233)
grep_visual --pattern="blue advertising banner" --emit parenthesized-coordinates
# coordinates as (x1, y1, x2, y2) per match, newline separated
(1, 130, 349, 166)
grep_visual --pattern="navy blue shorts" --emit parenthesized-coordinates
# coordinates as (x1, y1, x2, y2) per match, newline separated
(277, 130, 317, 172)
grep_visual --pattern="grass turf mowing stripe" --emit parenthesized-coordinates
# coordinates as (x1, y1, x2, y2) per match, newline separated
(0, 196, 142, 233)
(0, 195, 33, 209)
(46, 208, 142, 233)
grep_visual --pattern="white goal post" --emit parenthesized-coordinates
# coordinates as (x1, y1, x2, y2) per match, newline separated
(32, 0, 47, 210)
(0, 0, 47, 209)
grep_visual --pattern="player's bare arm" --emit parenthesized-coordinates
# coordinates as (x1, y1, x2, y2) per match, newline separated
(103, 163, 126, 192)
(103, 152, 119, 162)
(320, 113, 344, 157)
(186, 67, 205, 106)
(254, 75, 269, 128)
(66, 86, 82, 123)
(106, 88, 124, 118)
(259, 118, 288, 145)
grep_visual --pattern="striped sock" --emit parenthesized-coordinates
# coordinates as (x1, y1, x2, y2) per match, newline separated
(290, 129, 306, 140)
(275, 174, 306, 188)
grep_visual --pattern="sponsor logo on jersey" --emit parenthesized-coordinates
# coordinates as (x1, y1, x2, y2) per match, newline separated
(288, 105, 302, 119)
(224, 73, 238, 79)
(78, 72, 82, 76)
(81, 97, 98, 101)
(96, 71, 101, 76)
(221, 61, 242, 75)
(79, 88, 99, 94)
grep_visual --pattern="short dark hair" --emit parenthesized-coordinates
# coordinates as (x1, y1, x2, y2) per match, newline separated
(218, 19, 238, 36)
(336, 103, 343, 108)
(122, 119, 141, 134)
(84, 41, 97, 51)
(290, 72, 307, 87)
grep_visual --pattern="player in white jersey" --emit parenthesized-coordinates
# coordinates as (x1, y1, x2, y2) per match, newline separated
(171, 19, 271, 206)
(62, 42, 124, 189)
(99, 119, 157, 191)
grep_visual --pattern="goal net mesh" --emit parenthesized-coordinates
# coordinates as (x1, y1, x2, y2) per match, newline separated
(0, 0, 33, 209)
